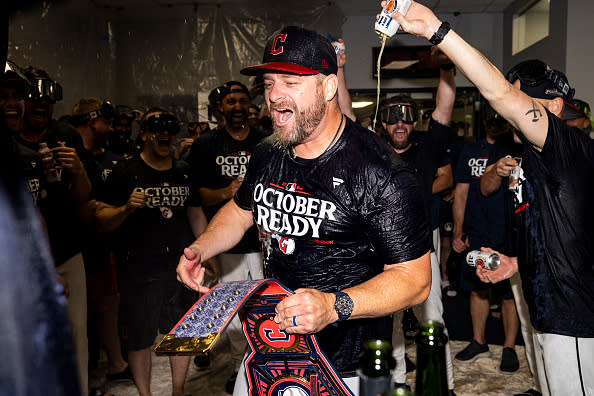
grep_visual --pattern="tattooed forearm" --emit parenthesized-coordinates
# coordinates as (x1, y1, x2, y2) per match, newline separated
(525, 101, 543, 123)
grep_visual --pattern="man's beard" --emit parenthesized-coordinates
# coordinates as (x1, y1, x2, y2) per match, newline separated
(272, 87, 326, 151)
(386, 126, 410, 150)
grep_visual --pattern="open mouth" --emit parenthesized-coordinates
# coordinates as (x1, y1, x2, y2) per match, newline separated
(272, 107, 294, 126)
(157, 136, 171, 146)
(3, 110, 19, 119)
(31, 108, 47, 118)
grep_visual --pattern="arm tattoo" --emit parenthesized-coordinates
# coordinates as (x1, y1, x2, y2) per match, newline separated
(525, 101, 543, 123)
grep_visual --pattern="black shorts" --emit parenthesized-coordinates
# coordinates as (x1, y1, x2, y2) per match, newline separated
(118, 271, 198, 350)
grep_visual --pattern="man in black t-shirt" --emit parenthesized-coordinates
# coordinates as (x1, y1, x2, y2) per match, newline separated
(97, 109, 210, 396)
(177, 26, 431, 395)
(479, 59, 594, 396)
(17, 66, 92, 396)
(71, 97, 132, 384)
(187, 81, 268, 384)
(379, 51, 456, 392)
(392, 3, 594, 393)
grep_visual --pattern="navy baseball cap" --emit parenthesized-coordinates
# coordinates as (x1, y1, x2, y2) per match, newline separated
(240, 26, 337, 76)
(505, 59, 574, 101)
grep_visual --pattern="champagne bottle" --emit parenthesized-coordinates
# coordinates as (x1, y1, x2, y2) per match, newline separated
(415, 321, 448, 396)
(359, 339, 396, 396)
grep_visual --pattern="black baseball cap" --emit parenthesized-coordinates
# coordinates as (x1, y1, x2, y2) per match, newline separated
(505, 59, 574, 101)
(240, 26, 337, 76)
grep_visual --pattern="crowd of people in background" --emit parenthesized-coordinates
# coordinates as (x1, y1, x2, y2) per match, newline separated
(1, 2, 594, 396)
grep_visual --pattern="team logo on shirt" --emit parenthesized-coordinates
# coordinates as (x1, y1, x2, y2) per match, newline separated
(272, 234, 295, 255)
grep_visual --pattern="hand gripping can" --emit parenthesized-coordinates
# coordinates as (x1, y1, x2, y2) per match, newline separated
(466, 251, 500, 270)
(374, 0, 412, 37)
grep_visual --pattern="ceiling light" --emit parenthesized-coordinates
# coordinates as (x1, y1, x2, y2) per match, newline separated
(352, 101, 374, 109)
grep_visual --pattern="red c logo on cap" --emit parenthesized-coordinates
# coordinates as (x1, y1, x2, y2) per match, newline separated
(270, 33, 287, 55)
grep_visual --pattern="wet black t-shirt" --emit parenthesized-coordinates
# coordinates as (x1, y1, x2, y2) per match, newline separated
(514, 110, 594, 337)
(102, 156, 195, 277)
(188, 127, 268, 254)
(235, 119, 431, 376)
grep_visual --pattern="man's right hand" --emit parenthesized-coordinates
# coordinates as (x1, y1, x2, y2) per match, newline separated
(383, 0, 442, 41)
(452, 233, 469, 253)
(176, 247, 212, 293)
(495, 157, 519, 178)
(125, 191, 149, 212)
(226, 178, 244, 199)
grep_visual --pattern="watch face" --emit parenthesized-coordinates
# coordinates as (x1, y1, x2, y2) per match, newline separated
(335, 293, 353, 320)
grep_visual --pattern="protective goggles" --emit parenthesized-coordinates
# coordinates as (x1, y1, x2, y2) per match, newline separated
(79, 100, 116, 122)
(144, 113, 180, 134)
(505, 59, 574, 101)
(381, 104, 418, 125)
(27, 78, 63, 103)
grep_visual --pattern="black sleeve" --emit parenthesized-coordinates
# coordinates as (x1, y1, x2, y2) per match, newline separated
(234, 139, 273, 211)
(187, 135, 210, 207)
(362, 161, 431, 264)
(428, 117, 450, 171)
(100, 160, 133, 206)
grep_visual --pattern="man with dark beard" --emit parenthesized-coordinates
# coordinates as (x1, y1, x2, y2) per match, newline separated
(176, 26, 432, 395)
(186, 81, 268, 391)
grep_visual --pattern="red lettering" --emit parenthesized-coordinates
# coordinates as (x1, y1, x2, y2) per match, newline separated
(270, 33, 287, 55)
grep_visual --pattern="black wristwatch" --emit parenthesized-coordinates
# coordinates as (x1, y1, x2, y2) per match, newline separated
(429, 21, 451, 45)
(333, 291, 354, 323)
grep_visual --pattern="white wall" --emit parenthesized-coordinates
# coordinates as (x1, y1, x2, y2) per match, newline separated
(341, 12, 505, 91)
(566, 0, 594, 106)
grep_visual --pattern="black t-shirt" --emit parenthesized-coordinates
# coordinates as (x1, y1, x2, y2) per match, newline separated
(235, 118, 431, 376)
(188, 127, 268, 254)
(15, 120, 86, 265)
(455, 138, 507, 249)
(102, 156, 195, 277)
(514, 110, 594, 337)
(80, 149, 124, 274)
(396, 117, 449, 227)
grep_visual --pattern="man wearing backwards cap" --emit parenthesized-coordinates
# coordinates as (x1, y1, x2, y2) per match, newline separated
(177, 25, 431, 394)
(384, 2, 594, 393)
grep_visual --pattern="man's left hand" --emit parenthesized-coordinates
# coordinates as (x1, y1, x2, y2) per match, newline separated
(274, 288, 337, 334)
(476, 247, 518, 283)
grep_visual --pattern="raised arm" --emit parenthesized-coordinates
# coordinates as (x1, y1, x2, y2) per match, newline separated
(431, 47, 456, 126)
(336, 39, 356, 122)
(389, 1, 551, 149)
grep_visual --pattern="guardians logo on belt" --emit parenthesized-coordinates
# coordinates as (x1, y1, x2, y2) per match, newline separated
(155, 279, 353, 396)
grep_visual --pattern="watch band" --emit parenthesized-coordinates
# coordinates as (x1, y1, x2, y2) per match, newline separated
(155, 279, 354, 396)
(429, 21, 451, 45)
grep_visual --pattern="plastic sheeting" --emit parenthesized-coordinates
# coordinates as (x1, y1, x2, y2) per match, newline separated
(7, 0, 345, 123)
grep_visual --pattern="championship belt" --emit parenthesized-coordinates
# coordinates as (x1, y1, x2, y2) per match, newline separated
(155, 279, 354, 396)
